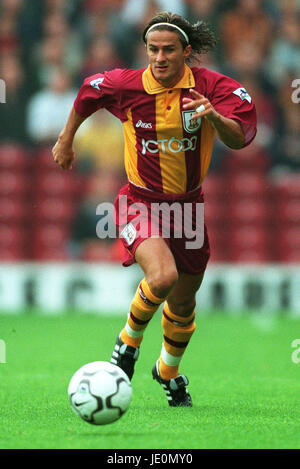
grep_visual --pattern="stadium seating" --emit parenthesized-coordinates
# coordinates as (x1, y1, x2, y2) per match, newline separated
(0, 144, 31, 171)
(0, 223, 24, 243)
(227, 226, 271, 262)
(277, 227, 300, 249)
(81, 239, 126, 263)
(276, 199, 300, 227)
(206, 228, 230, 262)
(35, 172, 75, 197)
(274, 175, 300, 199)
(274, 226, 300, 262)
(227, 198, 271, 226)
(202, 174, 225, 201)
(227, 172, 268, 199)
(33, 198, 76, 223)
(82, 242, 115, 262)
(204, 199, 227, 230)
(32, 246, 70, 261)
(0, 245, 26, 261)
(35, 147, 60, 172)
(0, 197, 29, 222)
(220, 147, 270, 174)
(0, 142, 299, 263)
(0, 172, 29, 196)
(32, 224, 70, 260)
(32, 224, 70, 246)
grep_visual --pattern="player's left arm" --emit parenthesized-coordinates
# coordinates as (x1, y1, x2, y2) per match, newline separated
(183, 89, 245, 149)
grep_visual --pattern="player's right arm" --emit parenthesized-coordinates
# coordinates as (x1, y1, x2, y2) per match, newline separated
(52, 70, 123, 170)
(52, 106, 86, 170)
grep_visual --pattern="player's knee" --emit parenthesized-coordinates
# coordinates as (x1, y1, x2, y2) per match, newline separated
(147, 268, 178, 298)
(168, 298, 196, 317)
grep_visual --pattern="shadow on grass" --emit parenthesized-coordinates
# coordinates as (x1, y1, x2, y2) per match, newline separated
(197, 404, 296, 420)
(74, 431, 151, 438)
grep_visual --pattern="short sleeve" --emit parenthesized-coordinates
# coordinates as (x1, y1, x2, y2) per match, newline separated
(206, 72, 257, 147)
(73, 69, 124, 119)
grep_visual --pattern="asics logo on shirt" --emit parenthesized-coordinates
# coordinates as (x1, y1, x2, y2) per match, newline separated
(141, 136, 197, 155)
(136, 119, 153, 129)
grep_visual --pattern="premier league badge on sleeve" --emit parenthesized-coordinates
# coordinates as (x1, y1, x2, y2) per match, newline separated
(89, 77, 104, 91)
(233, 88, 252, 103)
(182, 111, 202, 133)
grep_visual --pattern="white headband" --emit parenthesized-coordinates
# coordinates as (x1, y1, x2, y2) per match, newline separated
(145, 22, 189, 44)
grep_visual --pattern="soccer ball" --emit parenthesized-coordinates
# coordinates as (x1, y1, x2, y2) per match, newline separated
(68, 361, 132, 425)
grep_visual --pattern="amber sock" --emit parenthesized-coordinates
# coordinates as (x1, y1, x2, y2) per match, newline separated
(158, 302, 196, 380)
(120, 278, 166, 348)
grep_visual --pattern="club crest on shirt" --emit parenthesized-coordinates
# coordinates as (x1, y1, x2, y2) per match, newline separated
(181, 111, 202, 133)
(120, 222, 136, 246)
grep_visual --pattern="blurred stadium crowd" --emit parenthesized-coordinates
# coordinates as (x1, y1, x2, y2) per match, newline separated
(0, 0, 300, 263)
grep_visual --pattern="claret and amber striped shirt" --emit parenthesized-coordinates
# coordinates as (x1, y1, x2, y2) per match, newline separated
(74, 64, 257, 194)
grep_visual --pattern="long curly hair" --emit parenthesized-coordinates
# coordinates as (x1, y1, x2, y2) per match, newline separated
(142, 11, 217, 64)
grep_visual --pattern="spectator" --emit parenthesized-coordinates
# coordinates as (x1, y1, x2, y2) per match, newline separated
(70, 169, 122, 260)
(275, 0, 300, 16)
(0, 0, 21, 54)
(18, 0, 44, 63)
(131, 41, 150, 69)
(44, 0, 80, 16)
(186, 0, 220, 28)
(272, 75, 300, 172)
(219, 0, 273, 64)
(223, 41, 266, 87)
(42, 11, 83, 76)
(28, 10, 82, 90)
(264, 12, 300, 87)
(120, 0, 187, 26)
(241, 76, 278, 149)
(273, 106, 300, 172)
(0, 54, 29, 144)
(74, 109, 125, 174)
(32, 36, 66, 88)
(83, 0, 125, 13)
(83, 8, 111, 38)
(27, 68, 77, 145)
(78, 37, 124, 83)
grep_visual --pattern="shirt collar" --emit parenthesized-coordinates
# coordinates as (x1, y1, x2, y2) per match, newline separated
(142, 64, 195, 94)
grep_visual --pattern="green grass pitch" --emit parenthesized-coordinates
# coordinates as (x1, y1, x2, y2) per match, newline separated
(0, 311, 300, 449)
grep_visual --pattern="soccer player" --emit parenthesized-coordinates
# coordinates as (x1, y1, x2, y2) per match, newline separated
(52, 12, 257, 407)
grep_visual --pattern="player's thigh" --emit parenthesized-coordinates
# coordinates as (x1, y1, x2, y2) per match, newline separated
(166, 272, 204, 317)
(135, 237, 178, 297)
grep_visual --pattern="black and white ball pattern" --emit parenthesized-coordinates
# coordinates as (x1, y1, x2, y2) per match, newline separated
(68, 361, 132, 425)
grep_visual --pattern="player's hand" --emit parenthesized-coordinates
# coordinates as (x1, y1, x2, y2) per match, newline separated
(182, 89, 217, 120)
(52, 138, 75, 170)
